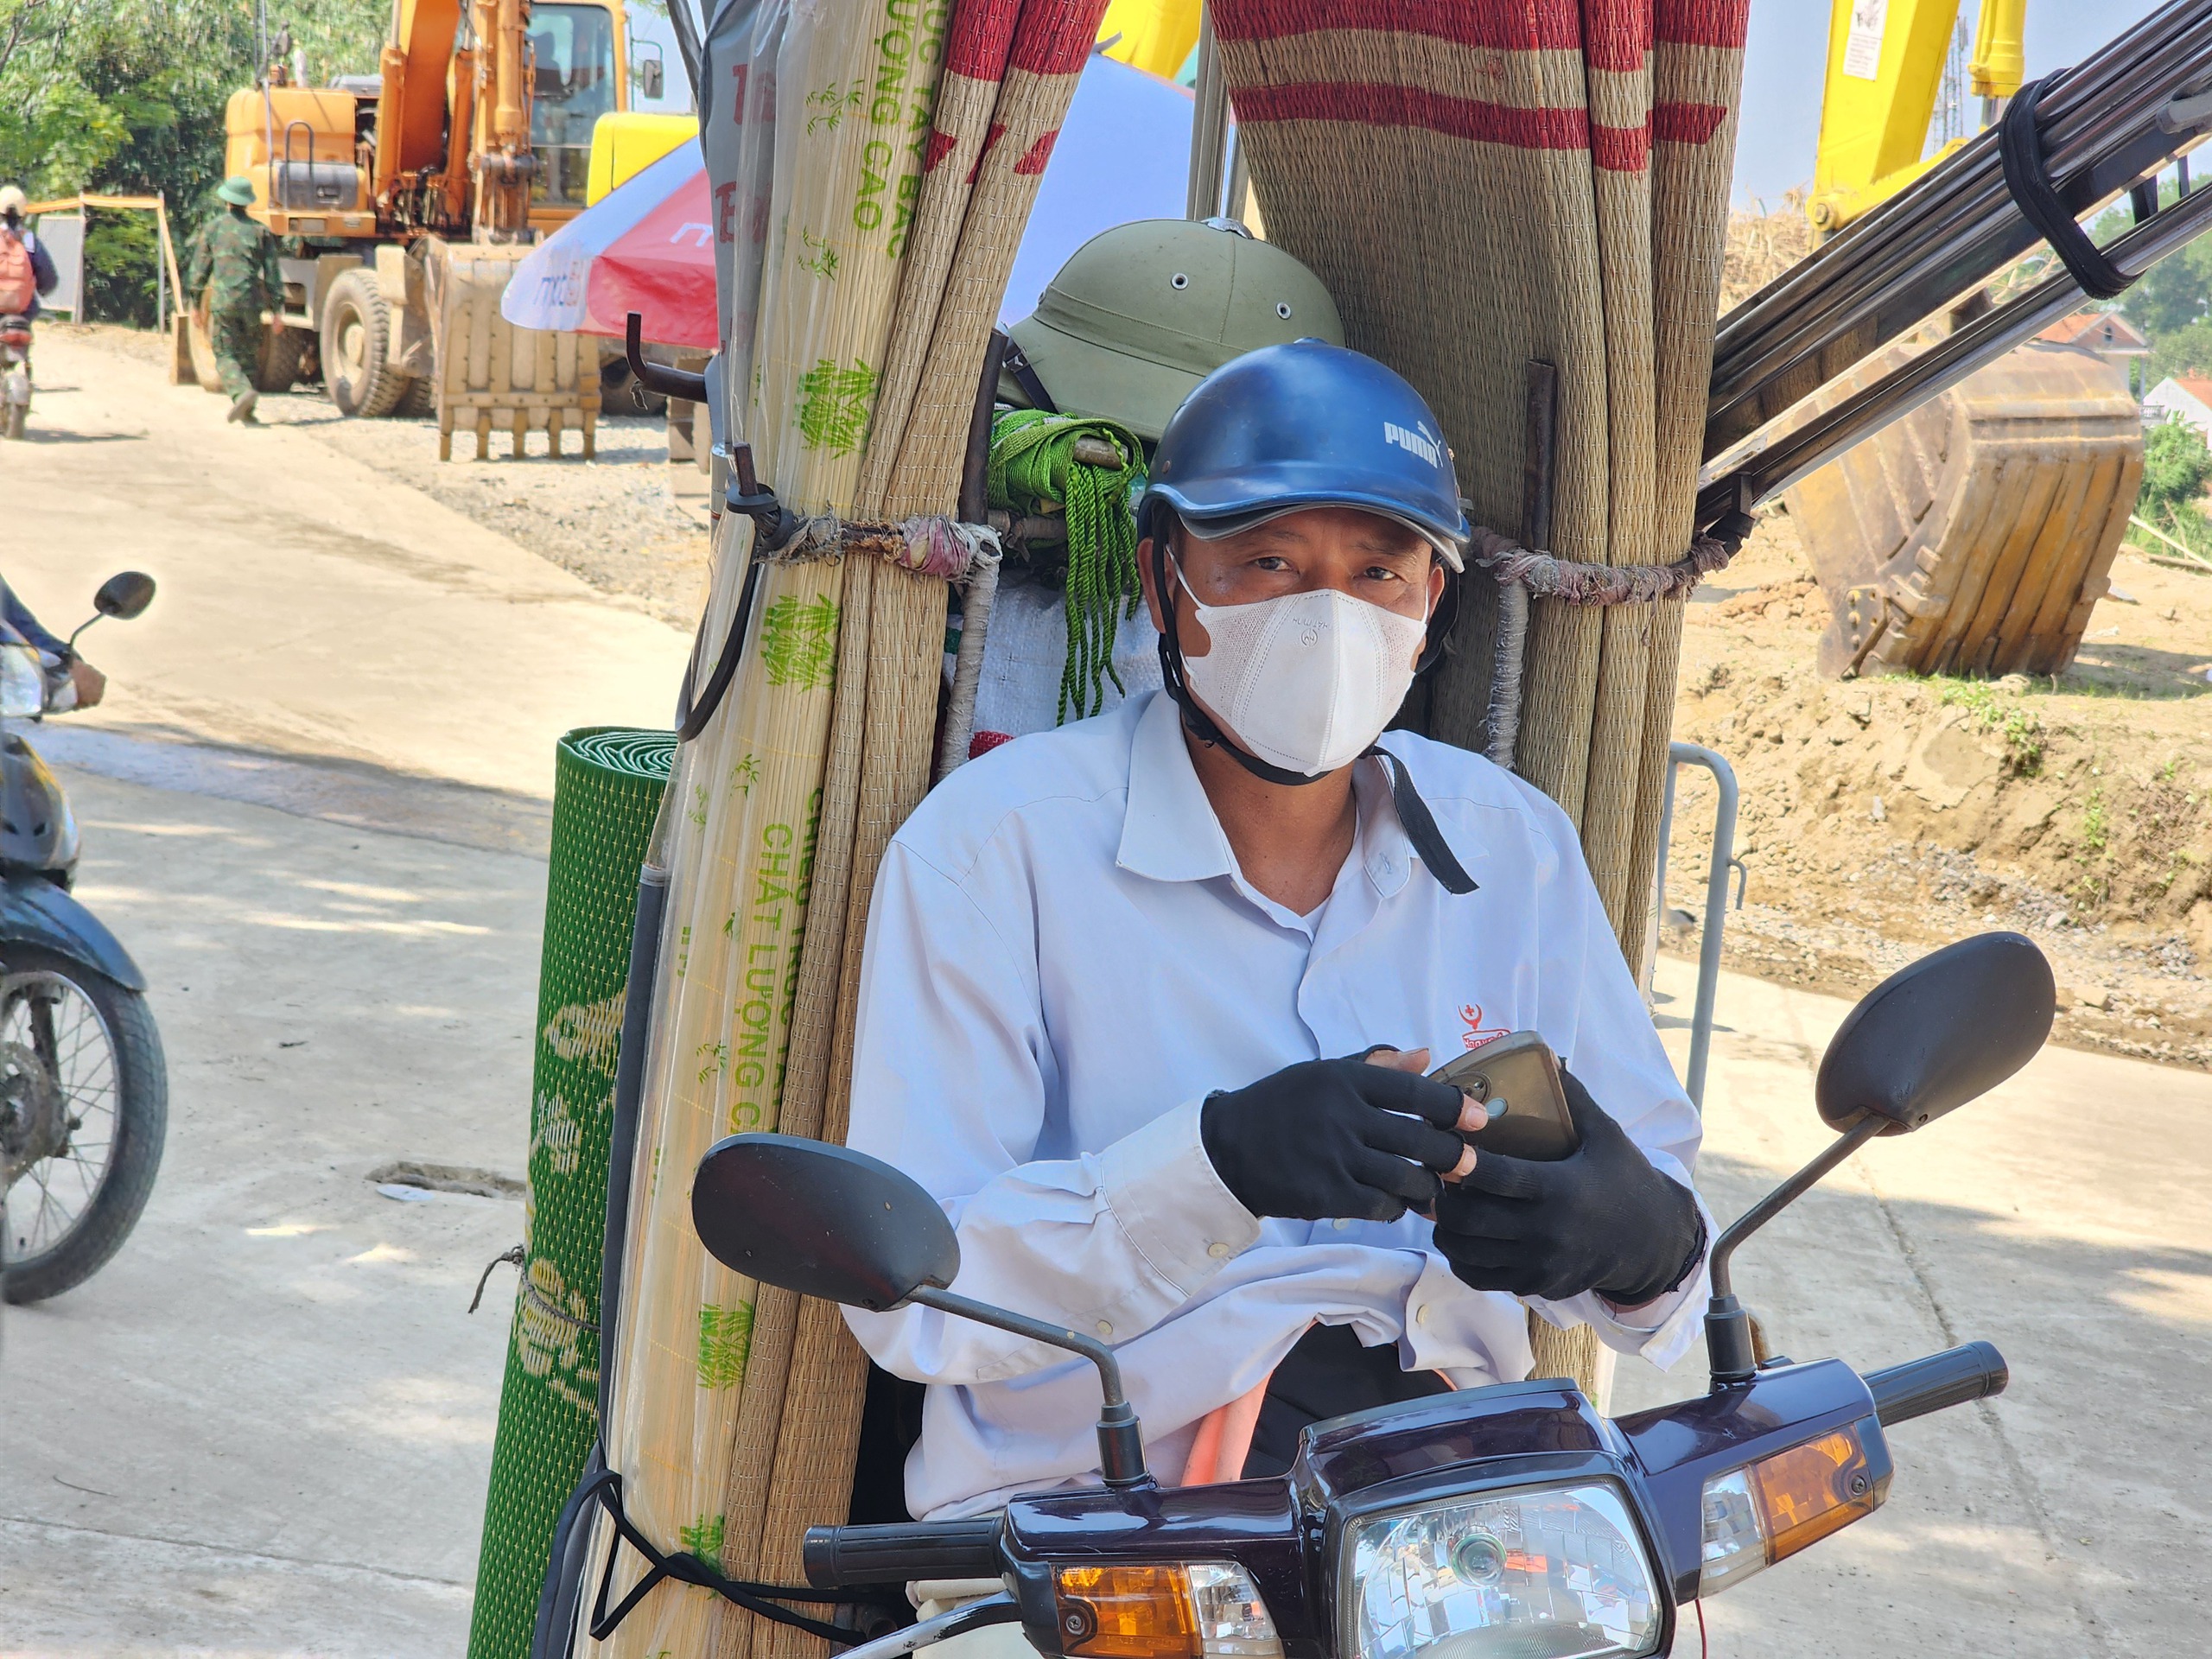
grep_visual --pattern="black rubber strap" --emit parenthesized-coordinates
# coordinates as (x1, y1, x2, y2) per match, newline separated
(1999, 74, 2133, 301)
(1369, 747, 1478, 896)
(1001, 334, 1059, 414)
(579, 1466, 873, 1646)
(674, 556, 765, 742)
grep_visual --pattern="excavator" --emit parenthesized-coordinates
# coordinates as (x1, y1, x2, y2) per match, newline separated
(1780, 0, 2151, 679)
(188, 0, 635, 446)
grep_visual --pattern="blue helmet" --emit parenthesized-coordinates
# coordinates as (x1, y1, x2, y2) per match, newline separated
(1137, 339, 1470, 569)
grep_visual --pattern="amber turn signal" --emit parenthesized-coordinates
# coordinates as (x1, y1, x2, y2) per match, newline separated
(1700, 1415, 1894, 1596)
(1053, 1561, 1282, 1659)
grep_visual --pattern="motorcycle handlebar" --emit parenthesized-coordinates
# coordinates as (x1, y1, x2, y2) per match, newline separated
(1865, 1340, 2009, 1426)
(802, 1517, 1003, 1588)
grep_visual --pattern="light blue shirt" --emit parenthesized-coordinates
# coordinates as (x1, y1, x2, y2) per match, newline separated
(846, 689, 1711, 1518)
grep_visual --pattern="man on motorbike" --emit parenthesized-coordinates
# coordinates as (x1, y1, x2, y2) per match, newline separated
(0, 575, 104, 710)
(844, 341, 1711, 1529)
(0, 186, 60, 320)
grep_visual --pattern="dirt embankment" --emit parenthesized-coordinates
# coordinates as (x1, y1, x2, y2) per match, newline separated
(1665, 512, 2212, 1068)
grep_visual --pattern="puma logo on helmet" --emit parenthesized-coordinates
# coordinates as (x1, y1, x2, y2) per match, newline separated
(1383, 419, 1442, 467)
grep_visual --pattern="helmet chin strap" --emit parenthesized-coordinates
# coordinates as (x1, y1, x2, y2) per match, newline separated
(1151, 533, 1327, 788)
(1148, 524, 1460, 790)
(1147, 525, 1479, 895)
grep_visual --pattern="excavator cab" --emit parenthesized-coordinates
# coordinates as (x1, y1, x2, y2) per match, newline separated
(527, 3, 622, 213)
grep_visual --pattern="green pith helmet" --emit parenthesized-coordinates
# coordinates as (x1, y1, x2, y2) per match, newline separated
(216, 175, 257, 207)
(1004, 219, 1345, 442)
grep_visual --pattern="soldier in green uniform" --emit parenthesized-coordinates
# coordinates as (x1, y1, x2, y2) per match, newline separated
(187, 176, 283, 424)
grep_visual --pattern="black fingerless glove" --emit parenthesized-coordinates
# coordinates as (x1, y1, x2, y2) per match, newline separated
(1200, 1053, 1469, 1224)
(1430, 1067, 1705, 1306)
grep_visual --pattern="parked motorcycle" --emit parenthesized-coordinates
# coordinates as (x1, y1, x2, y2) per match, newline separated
(569, 930, 2052, 1659)
(1, 314, 30, 441)
(0, 571, 167, 1305)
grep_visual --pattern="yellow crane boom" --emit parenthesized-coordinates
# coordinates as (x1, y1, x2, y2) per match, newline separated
(1808, 0, 2026, 239)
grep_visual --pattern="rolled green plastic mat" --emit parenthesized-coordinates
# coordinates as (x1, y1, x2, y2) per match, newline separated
(467, 726, 675, 1659)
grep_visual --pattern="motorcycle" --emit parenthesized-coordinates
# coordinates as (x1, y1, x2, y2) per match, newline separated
(0, 571, 168, 1305)
(1, 313, 29, 441)
(567, 929, 2053, 1659)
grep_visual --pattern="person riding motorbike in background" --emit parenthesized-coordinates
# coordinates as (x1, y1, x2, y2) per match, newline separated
(0, 574, 105, 711)
(842, 341, 1710, 1570)
(0, 186, 60, 321)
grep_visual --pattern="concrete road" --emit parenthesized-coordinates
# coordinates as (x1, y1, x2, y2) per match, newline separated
(1621, 957, 2210, 1657)
(5, 331, 690, 801)
(0, 767, 542, 1653)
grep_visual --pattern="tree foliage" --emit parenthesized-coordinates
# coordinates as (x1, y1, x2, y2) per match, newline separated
(0, 0, 385, 323)
(2139, 417, 2212, 523)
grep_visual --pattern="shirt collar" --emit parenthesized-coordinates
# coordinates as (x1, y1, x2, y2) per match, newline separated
(1117, 692, 1426, 899)
(1118, 691, 1238, 883)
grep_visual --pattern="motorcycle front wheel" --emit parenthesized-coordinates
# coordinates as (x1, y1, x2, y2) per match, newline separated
(0, 946, 166, 1303)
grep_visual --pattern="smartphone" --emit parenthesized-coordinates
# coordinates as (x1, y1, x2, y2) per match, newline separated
(1428, 1032, 1580, 1163)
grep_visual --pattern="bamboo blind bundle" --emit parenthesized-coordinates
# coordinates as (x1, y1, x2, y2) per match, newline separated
(1624, 1, 1751, 960)
(715, 12, 1107, 1655)
(1210, 0, 1749, 1393)
(877, 0, 1110, 518)
(855, 0, 1026, 517)
(594, 1, 950, 1651)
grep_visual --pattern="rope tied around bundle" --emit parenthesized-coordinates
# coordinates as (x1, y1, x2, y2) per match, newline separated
(1466, 521, 1746, 606)
(1478, 509, 1756, 772)
(766, 512, 1003, 581)
(676, 513, 1002, 745)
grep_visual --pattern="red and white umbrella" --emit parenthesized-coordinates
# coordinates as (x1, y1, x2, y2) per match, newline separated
(502, 140, 716, 351)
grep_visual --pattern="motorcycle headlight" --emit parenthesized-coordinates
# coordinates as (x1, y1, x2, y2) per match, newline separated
(1342, 1482, 1661, 1659)
(0, 645, 43, 718)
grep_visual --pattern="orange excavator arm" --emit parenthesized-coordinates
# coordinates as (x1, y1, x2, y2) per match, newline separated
(372, 0, 467, 203)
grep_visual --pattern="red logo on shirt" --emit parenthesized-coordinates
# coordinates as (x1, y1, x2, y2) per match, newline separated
(1459, 1005, 1509, 1051)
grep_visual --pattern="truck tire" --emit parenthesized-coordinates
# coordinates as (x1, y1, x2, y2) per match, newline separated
(0, 946, 167, 1305)
(394, 374, 435, 418)
(322, 270, 408, 418)
(255, 324, 306, 393)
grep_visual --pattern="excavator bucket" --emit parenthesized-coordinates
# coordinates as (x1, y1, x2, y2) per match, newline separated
(421, 239, 601, 462)
(1785, 337, 2144, 679)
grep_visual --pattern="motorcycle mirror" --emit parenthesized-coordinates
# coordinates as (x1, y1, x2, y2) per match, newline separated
(691, 1133, 1155, 1488)
(1816, 931, 2055, 1135)
(692, 1134, 958, 1312)
(1706, 931, 2054, 1385)
(92, 571, 156, 621)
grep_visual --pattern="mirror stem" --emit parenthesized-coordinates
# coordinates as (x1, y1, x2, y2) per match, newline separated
(64, 615, 99, 655)
(1705, 1116, 1886, 1385)
(907, 1286, 1153, 1489)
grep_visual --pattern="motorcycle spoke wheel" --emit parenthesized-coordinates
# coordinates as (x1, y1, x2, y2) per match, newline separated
(3, 975, 121, 1265)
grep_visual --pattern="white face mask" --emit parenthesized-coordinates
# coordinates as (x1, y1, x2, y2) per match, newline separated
(1173, 562, 1432, 777)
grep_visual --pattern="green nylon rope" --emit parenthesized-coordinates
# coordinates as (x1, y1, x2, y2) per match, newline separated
(987, 408, 1147, 724)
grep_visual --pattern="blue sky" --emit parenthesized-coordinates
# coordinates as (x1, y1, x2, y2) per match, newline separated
(1734, 0, 2169, 205)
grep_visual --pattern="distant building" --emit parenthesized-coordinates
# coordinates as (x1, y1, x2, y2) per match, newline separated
(2145, 376, 2212, 439)
(2037, 310, 2152, 359)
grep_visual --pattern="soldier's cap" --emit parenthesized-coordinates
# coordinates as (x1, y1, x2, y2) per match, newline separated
(1002, 218, 1344, 443)
(215, 176, 257, 207)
